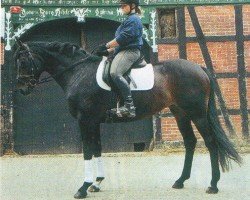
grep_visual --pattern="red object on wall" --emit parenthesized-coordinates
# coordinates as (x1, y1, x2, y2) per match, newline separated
(10, 6, 22, 14)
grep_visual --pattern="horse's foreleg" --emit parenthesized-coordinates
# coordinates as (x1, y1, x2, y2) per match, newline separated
(170, 106, 197, 189)
(74, 141, 94, 198)
(74, 120, 102, 199)
(88, 156, 105, 192)
(74, 159, 94, 199)
(89, 127, 105, 192)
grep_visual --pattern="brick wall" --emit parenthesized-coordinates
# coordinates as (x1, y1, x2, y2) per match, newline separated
(217, 78, 240, 109)
(158, 5, 249, 141)
(158, 44, 179, 61)
(243, 5, 250, 35)
(159, 42, 238, 73)
(185, 6, 236, 37)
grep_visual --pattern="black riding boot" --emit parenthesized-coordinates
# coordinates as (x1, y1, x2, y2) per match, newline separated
(112, 76, 136, 118)
(119, 96, 136, 118)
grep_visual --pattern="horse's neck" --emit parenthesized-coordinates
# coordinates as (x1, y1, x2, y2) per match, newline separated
(51, 65, 72, 91)
(46, 57, 99, 92)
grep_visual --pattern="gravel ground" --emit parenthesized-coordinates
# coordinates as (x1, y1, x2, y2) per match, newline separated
(0, 152, 249, 200)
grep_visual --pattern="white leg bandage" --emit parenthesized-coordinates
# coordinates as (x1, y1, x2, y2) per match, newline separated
(84, 160, 94, 183)
(96, 157, 105, 178)
(90, 157, 105, 189)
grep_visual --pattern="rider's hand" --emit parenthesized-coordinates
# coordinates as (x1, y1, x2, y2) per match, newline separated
(96, 49, 109, 57)
(95, 44, 109, 57)
(97, 44, 108, 52)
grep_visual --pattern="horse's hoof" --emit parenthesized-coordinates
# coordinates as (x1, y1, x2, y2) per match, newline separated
(88, 185, 100, 192)
(96, 177, 105, 182)
(74, 190, 87, 199)
(172, 181, 184, 189)
(206, 187, 219, 194)
(74, 182, 92, 199)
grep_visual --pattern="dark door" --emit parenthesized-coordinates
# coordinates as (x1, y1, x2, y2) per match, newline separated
(13, 18, 153, 154)
(13, 19, 82, 154)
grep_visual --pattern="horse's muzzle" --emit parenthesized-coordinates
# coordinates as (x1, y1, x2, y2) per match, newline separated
(17, 78, 36, 95)
(19, 87, 32, 95)
(18, 84, 34, 95)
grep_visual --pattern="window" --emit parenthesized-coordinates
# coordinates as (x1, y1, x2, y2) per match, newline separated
(157, 8, 176, 38)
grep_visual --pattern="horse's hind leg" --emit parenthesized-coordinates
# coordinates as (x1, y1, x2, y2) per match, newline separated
(192, 116, 220, 194)
(170, 106, 197, 189)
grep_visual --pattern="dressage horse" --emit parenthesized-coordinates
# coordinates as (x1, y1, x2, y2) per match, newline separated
(13, 40, 242, 199)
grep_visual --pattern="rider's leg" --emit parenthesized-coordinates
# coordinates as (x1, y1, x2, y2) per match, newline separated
(110, 49, 140, 117)
(111, 75, 136, 117)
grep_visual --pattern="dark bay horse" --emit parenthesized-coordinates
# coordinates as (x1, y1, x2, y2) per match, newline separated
(13, 40, 242, 199)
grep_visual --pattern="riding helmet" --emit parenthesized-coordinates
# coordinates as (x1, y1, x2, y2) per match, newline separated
(120, 0, 140, 6)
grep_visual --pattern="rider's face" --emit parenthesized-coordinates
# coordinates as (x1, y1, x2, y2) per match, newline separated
(120, 4, 130, 15)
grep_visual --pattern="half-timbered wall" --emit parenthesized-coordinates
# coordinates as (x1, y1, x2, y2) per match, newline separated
(159, 4, 250, 141)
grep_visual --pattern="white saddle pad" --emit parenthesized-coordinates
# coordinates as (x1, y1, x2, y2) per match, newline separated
(96, 57, 154, 91)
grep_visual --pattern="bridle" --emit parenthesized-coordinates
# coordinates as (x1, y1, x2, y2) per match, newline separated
(15, 38, 99, 87)
(16, 44, 44, 87)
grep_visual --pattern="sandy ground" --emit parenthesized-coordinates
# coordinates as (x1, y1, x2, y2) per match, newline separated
(0, 152, 249, 200)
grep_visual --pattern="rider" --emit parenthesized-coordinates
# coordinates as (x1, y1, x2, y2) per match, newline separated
(96, 0, 143, 118)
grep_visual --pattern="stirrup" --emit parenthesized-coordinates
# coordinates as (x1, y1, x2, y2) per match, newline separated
(109, 100, 136, 118)
(109, 100, 122, 117)
(109, 107, 136, 118)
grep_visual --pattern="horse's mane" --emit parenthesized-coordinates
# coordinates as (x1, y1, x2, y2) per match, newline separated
(46, 42, 86, 57)
(27, 41, 101, 62)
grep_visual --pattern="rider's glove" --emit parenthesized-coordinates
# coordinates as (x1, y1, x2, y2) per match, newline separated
(97, 44, 108, 52)
(96, 44, 109, 57)
(96, 49, 109, 57)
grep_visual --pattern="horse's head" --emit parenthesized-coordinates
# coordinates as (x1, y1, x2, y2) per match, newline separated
(14, 38, 44, 95)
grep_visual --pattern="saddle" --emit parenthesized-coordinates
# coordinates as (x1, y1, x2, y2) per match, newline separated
(102, 55, 147, 89)
(96, 56, 154, 92)
(95, 55, 154, 119)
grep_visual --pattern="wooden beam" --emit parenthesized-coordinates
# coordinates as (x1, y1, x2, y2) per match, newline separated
(177, 7, 187, 59)
(235, 5, 249, 138)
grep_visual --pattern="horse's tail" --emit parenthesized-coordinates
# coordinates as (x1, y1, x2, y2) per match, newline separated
(202, 67, 242, 172)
